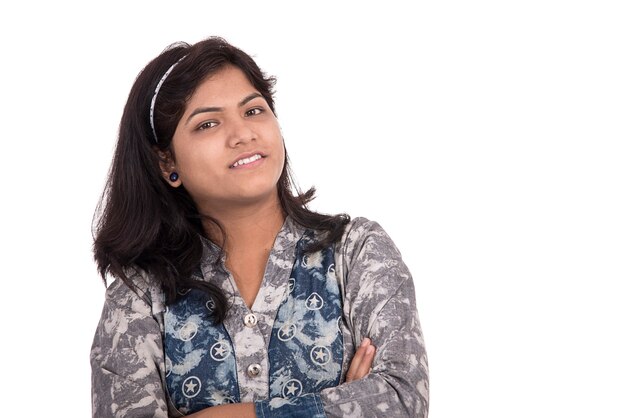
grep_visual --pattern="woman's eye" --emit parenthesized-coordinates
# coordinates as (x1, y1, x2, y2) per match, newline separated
(198, 121, 218, 130)
(245, 107, 263, 117)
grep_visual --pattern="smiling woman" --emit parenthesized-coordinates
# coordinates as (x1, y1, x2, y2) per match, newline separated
(166, 66, 285, 216)
(90, 36, 428, 418)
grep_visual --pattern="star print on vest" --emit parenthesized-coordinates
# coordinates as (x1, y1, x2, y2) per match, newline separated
(164, 289, 240, 414)
(278, 323, 298, 341)
(268, 231, 344, 399)
(205, 297, 216, 313)
(182, 376, 202, 398)
(282, 379, 303, 397)
(305, 292, 324, 310)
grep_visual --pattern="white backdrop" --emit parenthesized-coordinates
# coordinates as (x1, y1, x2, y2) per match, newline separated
(1, 1, 624, 417)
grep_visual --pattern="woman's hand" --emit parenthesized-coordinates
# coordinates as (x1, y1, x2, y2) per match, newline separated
(345, 337, 376, 382)
(185, 403, 255, 418)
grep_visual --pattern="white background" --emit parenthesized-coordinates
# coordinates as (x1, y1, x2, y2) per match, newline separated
(1, 1, 624, 417)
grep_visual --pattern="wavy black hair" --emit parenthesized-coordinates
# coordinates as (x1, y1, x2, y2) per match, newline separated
(93, 36, 349, 323)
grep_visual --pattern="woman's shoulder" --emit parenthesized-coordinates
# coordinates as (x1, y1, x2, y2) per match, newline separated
(334, 215, 413, 302)
(342, 216, 383, 235)
(104, 268, 166, 315)
(338, 216, 402, 258)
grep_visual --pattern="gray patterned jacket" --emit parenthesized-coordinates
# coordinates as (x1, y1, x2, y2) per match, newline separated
(91, 217, 429, 417)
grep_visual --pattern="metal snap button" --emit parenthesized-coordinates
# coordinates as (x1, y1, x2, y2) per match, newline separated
(247, 363, 262, 377)
(244, 313, 258, 327)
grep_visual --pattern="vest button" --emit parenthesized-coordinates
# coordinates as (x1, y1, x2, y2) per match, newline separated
(244, 313, 258, 327)
(247, 363, 262, 377)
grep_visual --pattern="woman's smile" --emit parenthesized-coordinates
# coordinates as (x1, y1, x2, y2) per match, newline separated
(230, 152, 266, 169)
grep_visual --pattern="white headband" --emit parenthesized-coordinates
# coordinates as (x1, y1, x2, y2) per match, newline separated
(149, 56, 186, 143)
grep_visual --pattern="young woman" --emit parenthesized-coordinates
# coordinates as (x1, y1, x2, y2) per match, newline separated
(91, 37, 428, 417)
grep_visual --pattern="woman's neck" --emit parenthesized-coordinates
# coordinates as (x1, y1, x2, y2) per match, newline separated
(201, 196, 286, 308)
(201, 196, 286, 255)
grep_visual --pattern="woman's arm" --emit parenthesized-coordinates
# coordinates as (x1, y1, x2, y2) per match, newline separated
(321, 218, 428, 418)
(319, 277, 428, 417)
(317, 218, 429, 417)
(90, 277, 175, 418)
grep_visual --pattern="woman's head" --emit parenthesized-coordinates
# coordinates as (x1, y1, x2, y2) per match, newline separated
(157, 63, 285, 217)
(114, 36, 297, 224)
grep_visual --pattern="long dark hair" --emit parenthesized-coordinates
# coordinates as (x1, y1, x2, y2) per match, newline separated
(93, 36, 349, 323)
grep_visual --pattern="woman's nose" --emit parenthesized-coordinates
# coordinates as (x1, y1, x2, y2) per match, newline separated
(227, 117, 256, 147)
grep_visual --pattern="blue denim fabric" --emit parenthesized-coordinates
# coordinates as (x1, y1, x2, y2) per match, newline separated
(255, 393, 327, 418)
(268, 232, 343, 398)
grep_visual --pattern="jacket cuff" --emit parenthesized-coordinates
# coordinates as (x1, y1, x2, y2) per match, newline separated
(254, 393, 326, 418)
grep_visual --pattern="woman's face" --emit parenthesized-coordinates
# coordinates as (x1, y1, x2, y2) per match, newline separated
(167, 65, 285, 215)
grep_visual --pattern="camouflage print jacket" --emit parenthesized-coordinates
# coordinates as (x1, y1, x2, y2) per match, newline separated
(91, 217, 429, 417)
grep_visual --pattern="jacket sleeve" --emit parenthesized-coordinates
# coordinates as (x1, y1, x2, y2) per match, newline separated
(319, 218, 429, 417)
(90, 277, 174, 418)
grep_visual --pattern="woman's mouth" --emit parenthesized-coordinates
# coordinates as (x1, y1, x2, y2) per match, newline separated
(230, 153, 264, 168)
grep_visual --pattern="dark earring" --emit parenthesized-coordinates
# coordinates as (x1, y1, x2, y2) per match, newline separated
(169, 172, 179, 182)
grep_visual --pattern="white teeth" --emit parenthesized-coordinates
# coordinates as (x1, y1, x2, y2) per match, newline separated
(232, 154, 262, 167)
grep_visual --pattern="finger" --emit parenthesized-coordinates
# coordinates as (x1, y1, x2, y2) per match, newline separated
(345, 343, 367, 381)
(346, 338, 371, 382)
(353, 344, 376, 380)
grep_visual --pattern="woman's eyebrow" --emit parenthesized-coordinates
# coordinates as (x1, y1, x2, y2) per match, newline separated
(239, 92, 262, 107)
(185, 93, 263, 125)
(186, 106, 222, 124)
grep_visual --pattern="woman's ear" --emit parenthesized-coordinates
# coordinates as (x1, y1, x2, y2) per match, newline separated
(154, 147, 182, 188)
